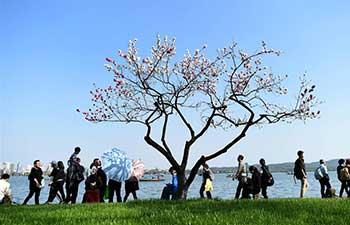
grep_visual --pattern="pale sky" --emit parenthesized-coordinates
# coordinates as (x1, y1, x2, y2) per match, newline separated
(1, 0, 349, 169)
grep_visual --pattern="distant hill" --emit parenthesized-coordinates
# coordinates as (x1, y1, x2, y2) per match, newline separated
(209, 159, 341, 174)
(144, 159, 342, 175)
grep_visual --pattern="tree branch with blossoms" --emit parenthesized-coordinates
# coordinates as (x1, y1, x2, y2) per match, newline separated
(78, 34, 321, 199)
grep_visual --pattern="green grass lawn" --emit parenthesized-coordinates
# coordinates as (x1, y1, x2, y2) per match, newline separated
(1, 198, 349, 225)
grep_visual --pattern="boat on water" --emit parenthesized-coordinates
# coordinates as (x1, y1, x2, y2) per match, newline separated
(140, 175, 165, 182)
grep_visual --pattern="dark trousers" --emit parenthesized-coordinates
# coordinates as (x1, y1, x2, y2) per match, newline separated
(199, 182, 212, 199)
(261, 184, 268, 199)
(108, 180, 122, 203)
(47, 181, 65, 202)
(66, 182, 79, 204)
(319, 177, 331, 198)
(23, 187, 41, 205)
(161, 184, 175, 200)
(123, 190, 137, 202)
(99, 186, 106, 203)
(339, 181, 349, 197)
(235, 180, 245, 199)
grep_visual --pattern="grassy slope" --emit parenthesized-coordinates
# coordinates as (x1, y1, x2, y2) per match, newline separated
(1, 199, 350, 225)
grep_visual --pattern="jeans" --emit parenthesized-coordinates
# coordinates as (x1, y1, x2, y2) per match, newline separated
(319, 177, 331, 198)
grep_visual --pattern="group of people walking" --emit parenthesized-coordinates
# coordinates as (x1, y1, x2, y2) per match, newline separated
(0, 147, 140, 205)
(1, 148, 350, 204)
(232, 155, 274, 200)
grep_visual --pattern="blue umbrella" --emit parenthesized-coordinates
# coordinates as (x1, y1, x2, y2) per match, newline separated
(101, 148, 132, 182)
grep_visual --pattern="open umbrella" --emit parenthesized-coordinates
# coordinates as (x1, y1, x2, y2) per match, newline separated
(101, 148, 132, 182)
(131, 159, 144, 180)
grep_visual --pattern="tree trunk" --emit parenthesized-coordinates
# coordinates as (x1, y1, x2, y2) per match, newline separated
(175, 170, 188, 200)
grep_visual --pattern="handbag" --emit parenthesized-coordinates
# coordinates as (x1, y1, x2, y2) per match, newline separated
(266, 176, 274, 186)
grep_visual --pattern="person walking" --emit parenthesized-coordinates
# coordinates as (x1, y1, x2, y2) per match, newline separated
(293, 150, 308, 198)
(90, 158, 107, 203)
(316, 159, 332, 198)
(199, 163, 213, 199)
(345, 159, 350, 197)
(123, 176, 139, 202)
(337, 159, 349, 198)
(260, 158, 273, 199)
(65, 158, 84, 204)
(233, 154, 247, 199)
(0, 174, 12, 204)
(249, 166, 261, 199)
(108, 178, 122, 203)
(46, 161, 66, 204)
(23, 160, 43, 205)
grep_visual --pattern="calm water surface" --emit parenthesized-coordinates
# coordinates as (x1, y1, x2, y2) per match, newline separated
(10, 171, 341, 204)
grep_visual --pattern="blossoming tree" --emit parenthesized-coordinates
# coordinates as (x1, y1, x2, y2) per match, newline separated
(78, 35, 320, 199)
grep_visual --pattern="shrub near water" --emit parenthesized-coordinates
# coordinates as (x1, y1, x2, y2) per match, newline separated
(1, 199, 349, 225)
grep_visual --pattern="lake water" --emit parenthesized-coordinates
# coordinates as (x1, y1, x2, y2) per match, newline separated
(9, 171, 342, 204)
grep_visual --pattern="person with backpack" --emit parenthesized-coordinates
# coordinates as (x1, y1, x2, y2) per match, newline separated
(316, 159, 332, 198)
(65, 158, 85, 204)
(199, 163, 213, 199)
(23, 160, 44, 205)
(260, 158, 274, 199)
(233, 154, 247, 199)
(294, 150, 308, 198)
(337, 159, 349, 197)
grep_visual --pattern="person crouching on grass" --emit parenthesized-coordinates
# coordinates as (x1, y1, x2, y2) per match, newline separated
(0, 174, 12, 204)
(161, 167, 178, 200)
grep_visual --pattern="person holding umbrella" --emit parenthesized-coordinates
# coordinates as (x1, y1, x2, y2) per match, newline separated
(102, 148, 132, 203)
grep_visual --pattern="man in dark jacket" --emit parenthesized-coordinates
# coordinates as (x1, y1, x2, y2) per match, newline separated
(294, 150, 308, 198)
(23, 160, 43, 205)
(260, 158, 272, 199)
